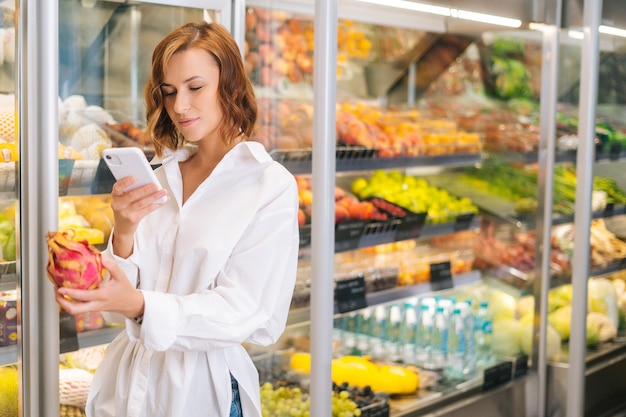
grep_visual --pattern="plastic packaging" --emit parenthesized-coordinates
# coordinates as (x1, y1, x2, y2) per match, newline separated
(399, 301, 418, 364)
(415, 303, 433, 367)
(428, 305, 448, 370)
(385, 304, 403, 361)
(445, 307, 466, 380)
(475, 300, 495, 367)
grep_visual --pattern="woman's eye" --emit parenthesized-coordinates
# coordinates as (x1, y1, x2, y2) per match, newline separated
(163, 91, 176, 97)
(190, 86, 202, 92)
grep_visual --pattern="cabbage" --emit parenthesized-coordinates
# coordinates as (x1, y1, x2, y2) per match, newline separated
(588, 278, 619, 328)
(487, 288, 517, 320)
(548, 305, 572, 341)
(516, 295, 534, 318)
(548, 284, 572, 313)
(492, 319, 523, 357)
(520, 321, 561, 362)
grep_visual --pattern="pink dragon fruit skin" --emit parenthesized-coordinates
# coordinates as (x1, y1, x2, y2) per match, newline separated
(47, 229, 106, 290)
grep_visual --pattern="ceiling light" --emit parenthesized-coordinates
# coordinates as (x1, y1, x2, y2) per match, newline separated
(599, 25, 626, 38)
(355, 0, 451, 16)
(454, 9, 522, 28)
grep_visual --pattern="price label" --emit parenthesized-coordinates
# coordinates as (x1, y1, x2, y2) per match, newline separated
(514, 355, 529, 378)
(335, 275, 367, 314)
(299, 225, 311, 247)
(482, 361, 513, 391)
(609, 143, 622, 161)
(430, 261, 453, 292)
(454, 212, 474, 231)
(334, 221, 365, 252)
(59, 310, 79, 354)
(395, 211, 427, 241)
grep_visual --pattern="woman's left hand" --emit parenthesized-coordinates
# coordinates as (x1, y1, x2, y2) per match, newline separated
(55, 256, 145, 320)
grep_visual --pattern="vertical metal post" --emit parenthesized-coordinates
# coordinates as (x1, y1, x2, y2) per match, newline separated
(407, 62, 416, 107)
(19, 0, 60, 416)
(129, 7, 141, 121)
(567, 0, 602, 416)
(310, 0, 337, 416)
(534, 17, 561, 417)
(230, 0, 246, 56)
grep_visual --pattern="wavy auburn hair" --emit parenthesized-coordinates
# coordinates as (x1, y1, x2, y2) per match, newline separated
(144, 21, 257, 157)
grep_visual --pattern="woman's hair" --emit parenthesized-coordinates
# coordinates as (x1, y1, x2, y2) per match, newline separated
(144, 21, 257, 156)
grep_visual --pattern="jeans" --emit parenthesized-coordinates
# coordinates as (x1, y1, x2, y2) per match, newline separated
(229, 374, 243, 417)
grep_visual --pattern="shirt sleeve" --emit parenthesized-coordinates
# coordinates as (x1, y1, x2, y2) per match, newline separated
(136, 175, 300, 352)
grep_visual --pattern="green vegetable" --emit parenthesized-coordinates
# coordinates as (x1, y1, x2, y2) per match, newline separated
(0, 212, 16, 261)
(492, 319, 523, 357)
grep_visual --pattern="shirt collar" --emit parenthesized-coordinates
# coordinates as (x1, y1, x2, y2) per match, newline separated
(150, 141, 271, 167)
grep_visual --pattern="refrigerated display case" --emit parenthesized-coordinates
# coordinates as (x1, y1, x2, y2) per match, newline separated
(6, 0, 626, 416)
(239, 1, 626, 417)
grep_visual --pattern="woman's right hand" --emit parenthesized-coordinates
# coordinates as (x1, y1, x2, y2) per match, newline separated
(56, 256, 145, 320)
(110, 176, 168, 257)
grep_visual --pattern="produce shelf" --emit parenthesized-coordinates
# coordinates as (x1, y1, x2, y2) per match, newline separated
(425, 172, 626, 230)
(272, 147, 482, 175)
(298, 214, 480, 256)
(0, 325, 124, 367)
(286, 270, 482, 326)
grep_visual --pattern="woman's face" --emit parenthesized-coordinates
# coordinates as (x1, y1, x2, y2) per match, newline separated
(161, 48, 223, 144)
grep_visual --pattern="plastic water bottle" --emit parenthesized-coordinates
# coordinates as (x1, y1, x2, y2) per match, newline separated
(437, 297, 455, 317)
(399, 301, 418, 364)
(445, 306, 466, 381)
(415, 303, 433, 367)
(429, 305, 448, 370)
(475, 300, 494, 367)
(354, 308, 371, 355)
(385, 304, 403, 361)
(368, 305, 387, 360)
(462, 300, 476, 377)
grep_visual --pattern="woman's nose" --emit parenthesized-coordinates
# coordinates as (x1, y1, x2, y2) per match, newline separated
(174, 92, 190, 114)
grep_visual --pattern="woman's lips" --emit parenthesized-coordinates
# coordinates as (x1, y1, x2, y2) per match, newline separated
(179, 118, 197, 127)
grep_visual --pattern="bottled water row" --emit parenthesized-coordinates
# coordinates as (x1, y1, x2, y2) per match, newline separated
(334, 295, 494, 381)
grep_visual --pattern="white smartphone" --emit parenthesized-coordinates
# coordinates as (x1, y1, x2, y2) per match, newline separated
(102, 147, 167, 204)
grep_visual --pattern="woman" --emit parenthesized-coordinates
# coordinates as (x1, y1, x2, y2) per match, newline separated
(56, 21, 300, 417)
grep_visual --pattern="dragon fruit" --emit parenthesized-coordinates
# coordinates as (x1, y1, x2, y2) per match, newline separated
(46, 229, 106, 290)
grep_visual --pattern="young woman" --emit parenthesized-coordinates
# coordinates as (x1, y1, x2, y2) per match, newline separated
(56, 21, 300, 417)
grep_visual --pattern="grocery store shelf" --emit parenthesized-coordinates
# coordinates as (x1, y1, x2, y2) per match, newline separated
(425, 171, 626, 230)
(548, 336, 626, 417)
(272, 148, 482, 175)
(390, 374, 530, 417)
(0, 345, 16, 366)
(298, 214, 481, 256)
(366, 270, 482, 306)
(286, 270, 482, 326)
(0, 325, 124, 367)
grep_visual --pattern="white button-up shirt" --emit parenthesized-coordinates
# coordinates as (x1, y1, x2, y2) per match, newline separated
(86, 141, 300, 417)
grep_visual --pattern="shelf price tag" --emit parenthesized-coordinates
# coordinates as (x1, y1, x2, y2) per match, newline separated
(334, 221, 366, 252)
(514, 355, 529, 378)
(603, 203, 615, 217)
(335, 275, 367, 314)
(429, 261, 453, 292)
(395, 211, 427, 241)
(482, 361, 513, 391)
(298, 225, 312, 247)
(59, 310, 79, 354)
(454, 212, 474, 231)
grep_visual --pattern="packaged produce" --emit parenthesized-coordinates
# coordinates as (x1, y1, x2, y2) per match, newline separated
(0, 290, 17, 346)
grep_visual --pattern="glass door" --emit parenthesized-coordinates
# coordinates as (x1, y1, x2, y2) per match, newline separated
(0, 1, 19, 415)
(54, 3, 233, 415)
